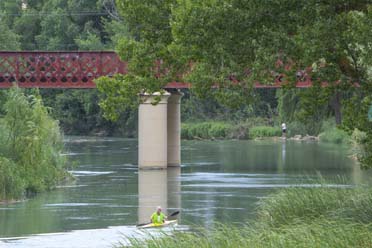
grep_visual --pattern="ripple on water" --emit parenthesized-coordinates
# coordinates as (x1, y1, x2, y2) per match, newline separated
(43, 203, 102, 207)
(184, 183, 351, 189)
(65, 217, 94, 220)
(55, 185, 88, 188)
(68, 171, 115, 176)
(60, 152, 90, 156)
(0, 225, 187, 248)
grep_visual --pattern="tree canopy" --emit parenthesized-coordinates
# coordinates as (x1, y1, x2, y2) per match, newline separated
(96, 0, 372, 167)
(0, 0, 126, 50)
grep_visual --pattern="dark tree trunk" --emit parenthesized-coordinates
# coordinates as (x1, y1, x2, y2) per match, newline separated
(331, 91, 342, 125)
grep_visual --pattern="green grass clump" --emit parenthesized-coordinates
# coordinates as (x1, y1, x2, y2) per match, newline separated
(248, 126, 281, 139)
(127, 220, 372, 248)
(257, 185, 372, 226)
(124, 185, 372, 248)
(319, 127, 350, 144)
(181, 122, 233, 139)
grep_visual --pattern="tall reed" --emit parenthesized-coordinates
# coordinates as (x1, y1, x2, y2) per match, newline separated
(124, 184, 372, 248)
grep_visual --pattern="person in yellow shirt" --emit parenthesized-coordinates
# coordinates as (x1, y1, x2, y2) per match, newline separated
(150, 206, 167, 225)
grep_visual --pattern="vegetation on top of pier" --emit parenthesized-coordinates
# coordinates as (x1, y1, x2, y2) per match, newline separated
(0, 88, 68, 201)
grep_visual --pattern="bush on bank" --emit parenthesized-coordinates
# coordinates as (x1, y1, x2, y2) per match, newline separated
(0, 88, 68, 201)
(181, 122, 234, 139)
(319, 127, 350, 144)
(181, 122, 282, 140)
(248, 126, 281, 139)
(127, 184, 372, 248)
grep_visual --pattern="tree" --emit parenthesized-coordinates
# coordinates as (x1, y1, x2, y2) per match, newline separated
(96, 1, 371, 166)
(13, 9, 41, 50)
(96, 0, 177, 120)
(0, 22, 20, 50)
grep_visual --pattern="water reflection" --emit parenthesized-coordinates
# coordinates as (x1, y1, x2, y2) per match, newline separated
(277, 140, 286, 173)
(138, 168, 181, 224)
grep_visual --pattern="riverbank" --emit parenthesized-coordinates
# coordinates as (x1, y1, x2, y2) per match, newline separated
(126, 183, 372, 247)
(0, 199, 23, 205)
(181, 122, 281, 140)
(181, 121, 350, 144)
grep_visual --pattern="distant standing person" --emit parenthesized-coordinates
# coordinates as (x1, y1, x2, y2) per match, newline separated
(281, 123, 287, 138)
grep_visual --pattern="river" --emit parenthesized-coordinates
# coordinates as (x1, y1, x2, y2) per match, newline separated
(0, 137, 370, 247)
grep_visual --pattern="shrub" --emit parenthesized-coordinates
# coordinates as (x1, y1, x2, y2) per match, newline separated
(181, 122, 232, 139)
(319, 128, 350, 144)
(248, 126, 281, 139)
(0, 157, 24, 200)
(351, 128, 368, 144)
(287, 121, 309, 137)
(0, 88, 67, 200)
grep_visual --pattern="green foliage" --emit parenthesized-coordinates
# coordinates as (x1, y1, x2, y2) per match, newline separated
(352, 128, 368, 144)
(0, 22, 20, 50)
(12, 9, 41, 50)
(97, 0, 372, 169)
(0, 157, 24, 200)
(127, 184, 372, 248)
(181, 122, 233, 140)
(258, 185, 372, 227)
(277, 89, 299, 123)
(343, 95, 372, 169)
(38, 89, 136, 137)
(350, 128, 372, 168)
(128, 221, 372, 248)
(249, 126, 281, 139)
(181, 122, 282, 140)
(277, 87, 336, 136)
(0, 0, 118, 50)
(286, 121, 309, 137)
(102, 19, 129, 47)
(0, 88, 67, 200)
(0, 0, 371, 168)
(75, 33, 107, 51)
(319, 128, 350, 144)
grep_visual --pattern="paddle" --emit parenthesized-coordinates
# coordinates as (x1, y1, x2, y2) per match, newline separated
(136, 210, 180, 227)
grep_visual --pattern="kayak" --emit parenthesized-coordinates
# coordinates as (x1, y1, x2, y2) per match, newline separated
(138, 220, 177, 229)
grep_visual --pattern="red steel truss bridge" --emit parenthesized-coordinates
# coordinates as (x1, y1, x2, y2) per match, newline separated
(0, 51, 312, 89)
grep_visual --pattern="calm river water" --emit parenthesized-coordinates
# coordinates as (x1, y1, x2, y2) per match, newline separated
(0, 137, 371, 247)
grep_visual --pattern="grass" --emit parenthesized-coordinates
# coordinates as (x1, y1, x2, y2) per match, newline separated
(257, 185, 372, 226)
(123, 183, 372, 248)
(126, 221, 372, 248)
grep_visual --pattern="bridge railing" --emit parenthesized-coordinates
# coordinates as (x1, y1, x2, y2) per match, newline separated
(0, 51, 126, 88)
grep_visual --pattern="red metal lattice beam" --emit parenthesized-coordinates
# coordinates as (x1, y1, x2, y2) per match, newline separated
(0, 51, 313, 89)
(0, 51, 127, 88)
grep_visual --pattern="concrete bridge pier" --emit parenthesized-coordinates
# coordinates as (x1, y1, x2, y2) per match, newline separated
(167, 90, 183, 167)
(138, 92, 170, 169)
(138, 90, 183, 169)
